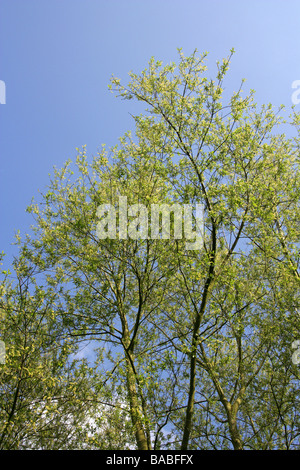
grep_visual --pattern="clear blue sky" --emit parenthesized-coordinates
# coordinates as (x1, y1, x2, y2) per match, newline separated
(1, 0, 300, 267)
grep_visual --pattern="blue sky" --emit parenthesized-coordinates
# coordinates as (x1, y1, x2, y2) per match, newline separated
(1, 0, 300, 268)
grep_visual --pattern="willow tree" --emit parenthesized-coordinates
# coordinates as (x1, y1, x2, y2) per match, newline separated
(0, 248, 138, 450)
(11, 49, 300, 450)
(0, 254, 93, 449)
(108, 48, 300, 449)
(20, 137, 182, 449)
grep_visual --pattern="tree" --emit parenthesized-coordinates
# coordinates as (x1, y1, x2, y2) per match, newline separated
(108, 48, 300, 449)
(0, 252, 136, 449)
(3, 48, 300, 449)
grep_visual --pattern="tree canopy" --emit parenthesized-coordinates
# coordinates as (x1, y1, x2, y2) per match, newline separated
(1, 49, 300, 450)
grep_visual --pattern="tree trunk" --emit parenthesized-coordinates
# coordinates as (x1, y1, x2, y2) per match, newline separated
(228, 415, 243, 450)
(181, 346, 197, 450)
(125, 352, 150, 450)
(225, 401, 243, 450)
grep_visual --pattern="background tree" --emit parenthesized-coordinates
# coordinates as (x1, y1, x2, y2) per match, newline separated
(0, 251, 136, 449)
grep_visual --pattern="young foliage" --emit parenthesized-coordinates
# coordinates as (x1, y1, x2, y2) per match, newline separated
(2, 49, 300, 449)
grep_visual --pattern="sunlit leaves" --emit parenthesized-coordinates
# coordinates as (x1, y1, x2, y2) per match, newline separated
(1, 48, 300, 450)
